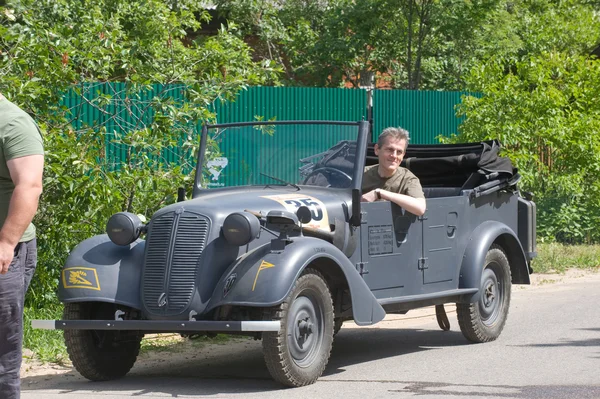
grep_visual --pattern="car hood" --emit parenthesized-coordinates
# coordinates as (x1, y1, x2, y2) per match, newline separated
(152, 185, 352, 232)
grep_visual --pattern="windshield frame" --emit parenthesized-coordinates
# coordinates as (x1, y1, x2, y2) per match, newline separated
(193, 120, 369, 198)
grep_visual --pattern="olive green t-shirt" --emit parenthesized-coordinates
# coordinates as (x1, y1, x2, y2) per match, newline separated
(0, 97, 44, 242)
(362, 164, 425, 199)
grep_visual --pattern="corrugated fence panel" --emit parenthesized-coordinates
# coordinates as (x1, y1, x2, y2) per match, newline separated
(207, 87, 367, 186)
(61, 82, 190, 170)
(61, 86, 474, 178)
(211, 86, 367, 123)
(373, 90, 469, 144)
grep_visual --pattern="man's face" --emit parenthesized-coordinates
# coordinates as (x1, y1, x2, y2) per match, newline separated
(374, 137, 407, 174)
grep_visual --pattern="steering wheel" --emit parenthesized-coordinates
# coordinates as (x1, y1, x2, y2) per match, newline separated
(303, 167, 352, 188)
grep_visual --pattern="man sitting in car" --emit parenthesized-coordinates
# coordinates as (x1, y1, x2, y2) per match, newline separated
(362, 127, 426, 216)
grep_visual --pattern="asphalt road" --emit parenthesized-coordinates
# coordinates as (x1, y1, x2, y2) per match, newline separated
(22, 273, 600, 399)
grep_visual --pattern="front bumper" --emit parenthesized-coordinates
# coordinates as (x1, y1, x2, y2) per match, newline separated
(32, 319, 280, 332)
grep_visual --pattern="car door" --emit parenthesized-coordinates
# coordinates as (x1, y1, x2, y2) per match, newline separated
(420, 196, 465, 291)
(359, 201, 423, 299)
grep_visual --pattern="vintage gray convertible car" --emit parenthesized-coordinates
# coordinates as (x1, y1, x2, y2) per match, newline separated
(34, 120, 536, 387)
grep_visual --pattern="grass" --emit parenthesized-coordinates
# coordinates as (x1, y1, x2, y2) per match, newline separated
(532, 243, 600, 274)
(23, 304, 69, 364)
(21, 243, 600, 364)
(23, 305, 237, 364)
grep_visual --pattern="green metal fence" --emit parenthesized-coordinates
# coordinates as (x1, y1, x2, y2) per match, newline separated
(212, 86, 368, 124)
(61, 82, 190, 168)
(61, 84, 471, 184)
(372, 89, 469, 144)
(62, 84, 469, 144)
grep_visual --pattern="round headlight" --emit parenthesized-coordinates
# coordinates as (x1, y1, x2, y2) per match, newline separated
(222, 211, 260, 247)
(106, 212, 144, 246)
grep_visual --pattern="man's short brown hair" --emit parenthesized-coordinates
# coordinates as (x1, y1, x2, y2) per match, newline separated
(377, 127, 410, 148)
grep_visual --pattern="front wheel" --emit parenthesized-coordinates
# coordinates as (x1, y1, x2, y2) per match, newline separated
(63, 302, 142, 381)
(262, 269, 334, 387)
(457, 245, 512, 343)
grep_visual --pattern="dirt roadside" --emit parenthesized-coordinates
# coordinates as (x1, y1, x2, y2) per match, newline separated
(20, 268, 600, 381)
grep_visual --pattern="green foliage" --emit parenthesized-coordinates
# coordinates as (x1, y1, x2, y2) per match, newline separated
(435, 0, 600, 244)
(453, 52, 600, 243)
(211, 0, 506, 89)
(532, 243, 600, 273)
(215, 0, 600, 91)
(1, 0, 280, 307)
(2, 0, 600, 311)
(23, 305, 68, 363)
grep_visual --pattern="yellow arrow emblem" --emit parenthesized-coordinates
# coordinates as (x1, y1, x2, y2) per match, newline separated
(252, 260, 275, 291)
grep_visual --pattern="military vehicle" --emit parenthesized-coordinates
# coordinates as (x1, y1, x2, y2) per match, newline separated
(34, 120, 536, 387)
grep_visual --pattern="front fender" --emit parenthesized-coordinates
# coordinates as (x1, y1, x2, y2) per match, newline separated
(206, 237, 385, 326)
(58, 234, 144, 310)
(459, 221, 529, 302)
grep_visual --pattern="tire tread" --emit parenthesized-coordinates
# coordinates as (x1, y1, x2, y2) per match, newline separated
(457, 245, 512, 343)
(64, 303, 141, 381)
(262, 268, 334, 387)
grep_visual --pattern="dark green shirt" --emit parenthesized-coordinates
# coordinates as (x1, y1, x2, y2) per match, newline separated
(362, 164, 424, 199)
(0, 97, 44, 242)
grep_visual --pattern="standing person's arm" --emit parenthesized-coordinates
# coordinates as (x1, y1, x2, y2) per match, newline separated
(0, 155, 44, 274)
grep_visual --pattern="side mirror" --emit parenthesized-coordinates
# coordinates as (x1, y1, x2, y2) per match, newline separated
(266, 210, 299, 233)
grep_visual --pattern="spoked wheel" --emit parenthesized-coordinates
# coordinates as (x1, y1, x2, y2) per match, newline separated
(263, 269, 334, 387)
(457, 245, 512, 343)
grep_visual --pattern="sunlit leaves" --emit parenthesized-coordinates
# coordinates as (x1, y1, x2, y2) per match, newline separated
(0, 0, 279, 306)
(456, 53, 600, 243)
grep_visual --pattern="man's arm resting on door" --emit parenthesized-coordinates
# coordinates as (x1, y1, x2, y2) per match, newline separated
(379, 189, 426, 216)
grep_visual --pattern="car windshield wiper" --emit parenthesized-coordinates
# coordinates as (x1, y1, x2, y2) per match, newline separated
(260, 172, 300, 190)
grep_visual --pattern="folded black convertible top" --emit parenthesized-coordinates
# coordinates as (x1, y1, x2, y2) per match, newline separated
(303, 139, 518, 190)
(366, 140, 516, 188)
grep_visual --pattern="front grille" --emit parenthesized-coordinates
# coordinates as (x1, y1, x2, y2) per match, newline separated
(142, 210, 210, 315)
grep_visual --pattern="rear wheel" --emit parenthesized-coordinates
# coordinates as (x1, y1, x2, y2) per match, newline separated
(457, 245, 512, 343)
(262, 269, 334, 387)
(63, 302, 142, 381)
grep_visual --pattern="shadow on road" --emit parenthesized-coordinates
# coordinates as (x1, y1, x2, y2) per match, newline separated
(325, 327, 467, 377)
(517, 338, 600, 348)
(514, 327, 600, 348)
(399, 381, 600, 399)
(21, 326, 469, 396)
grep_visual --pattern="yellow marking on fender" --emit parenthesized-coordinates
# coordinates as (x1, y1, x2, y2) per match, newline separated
(62, 267, 101, 291)
(69, 270, 92, 285)
(252, 260, 275, 291)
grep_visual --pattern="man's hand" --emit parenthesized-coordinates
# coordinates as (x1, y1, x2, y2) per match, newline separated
(0, 241, 15, 274)
(361, 189, 379, 202)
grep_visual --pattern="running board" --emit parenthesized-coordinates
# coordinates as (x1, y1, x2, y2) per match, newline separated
(377, 288, 478, 306)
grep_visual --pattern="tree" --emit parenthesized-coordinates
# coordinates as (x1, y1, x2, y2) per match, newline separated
(215, 0, 508, 90)
(448, 0, 600, 243)
(1, 0, 280, 306)
(455, 52, 600, 243)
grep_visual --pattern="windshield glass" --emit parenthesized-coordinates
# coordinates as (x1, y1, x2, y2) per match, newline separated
(202, 123, 359, 189)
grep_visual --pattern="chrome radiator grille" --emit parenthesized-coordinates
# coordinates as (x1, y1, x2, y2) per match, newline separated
(142, 210, 210, 315)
